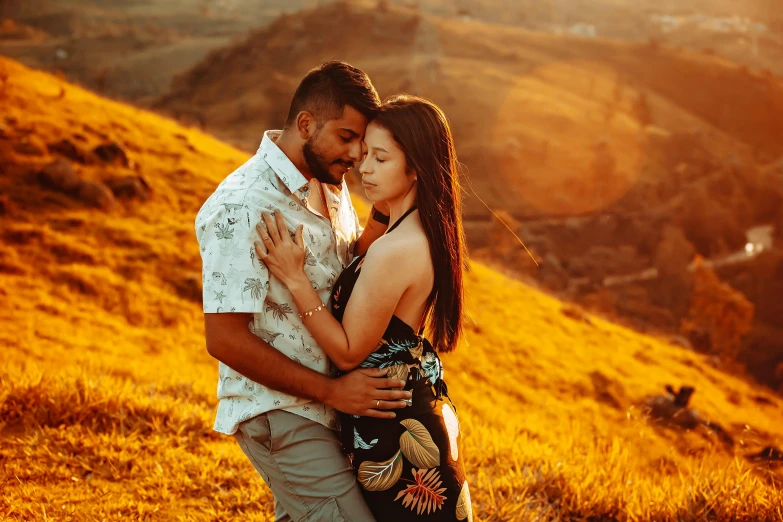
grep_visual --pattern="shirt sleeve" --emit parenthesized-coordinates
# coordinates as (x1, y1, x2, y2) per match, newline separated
(196, 201, 269, 313)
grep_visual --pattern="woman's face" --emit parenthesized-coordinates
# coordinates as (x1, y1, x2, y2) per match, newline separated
(358, 122, 415, 202)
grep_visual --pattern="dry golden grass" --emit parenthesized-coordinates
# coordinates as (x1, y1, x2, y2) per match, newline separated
(1, 57, 782, 521)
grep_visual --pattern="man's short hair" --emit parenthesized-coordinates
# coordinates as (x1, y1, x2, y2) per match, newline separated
(285, 61, 381, 128)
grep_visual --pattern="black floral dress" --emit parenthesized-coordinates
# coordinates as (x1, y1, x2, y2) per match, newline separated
(329, 208, 473, 522)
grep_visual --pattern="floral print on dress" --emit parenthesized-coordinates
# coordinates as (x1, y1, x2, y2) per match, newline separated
(442, 403, 460, 462)
(456, 481, 473, 522)
(329, 240, 473, 521)
(395, 468, 448, 515)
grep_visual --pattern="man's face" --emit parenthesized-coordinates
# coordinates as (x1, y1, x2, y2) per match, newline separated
(303, 105, 368, 185)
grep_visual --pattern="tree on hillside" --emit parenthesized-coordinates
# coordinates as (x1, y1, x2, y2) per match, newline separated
(681, 257, 754, 362)
(588, 140, 617, 201)
(632, 91, 653, 127)
(680, 184, 745, 257)
(652, 225, 695, 320)
(655, 225, 695, 277)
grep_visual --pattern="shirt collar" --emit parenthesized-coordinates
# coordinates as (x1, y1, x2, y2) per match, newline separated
(258, 130, 309, 195)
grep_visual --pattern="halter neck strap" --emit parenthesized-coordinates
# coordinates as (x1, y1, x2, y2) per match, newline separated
(385, 206, 418, 235)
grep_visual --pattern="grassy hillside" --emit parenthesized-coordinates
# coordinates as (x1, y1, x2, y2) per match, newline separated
(1, 56, 782, 521)
(0, 0, 315, 103)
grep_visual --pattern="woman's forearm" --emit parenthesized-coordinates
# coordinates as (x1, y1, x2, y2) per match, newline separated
(287, 276, 357, 369)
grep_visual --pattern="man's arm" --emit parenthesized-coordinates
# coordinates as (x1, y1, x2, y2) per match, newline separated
(353, 204, 389, 257)
(204, 312, 410, 418)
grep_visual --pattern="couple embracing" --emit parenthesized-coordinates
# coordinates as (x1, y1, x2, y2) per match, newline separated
(196, 61, 472, 522)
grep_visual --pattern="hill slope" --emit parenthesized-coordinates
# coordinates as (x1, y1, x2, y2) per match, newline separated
(3, 0, 782, 104)
(154, 1, 783, 388)
(1, 57, 782, 520)
(157, 1, 783, 220)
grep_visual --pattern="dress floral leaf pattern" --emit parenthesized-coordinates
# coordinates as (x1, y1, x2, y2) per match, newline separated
(354, 427, 379, 450)
(358, 450, 404, 491)
(421, 351, 441, 385)
(456, 481, 473, 521)
(394, 468, 448, 515)
(409, 340, 424, 360)
(386, 362, 411, 382)
(359, 336, 421, 369)
(329, 207, 472, 521)
(441, 403, 460, 462)
(399, 419, 441, 469)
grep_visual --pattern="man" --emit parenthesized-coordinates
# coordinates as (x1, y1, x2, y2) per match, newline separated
(195, 62, 410, 521)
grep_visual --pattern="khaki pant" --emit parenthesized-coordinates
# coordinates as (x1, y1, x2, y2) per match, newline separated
(234, 410, 376, 522)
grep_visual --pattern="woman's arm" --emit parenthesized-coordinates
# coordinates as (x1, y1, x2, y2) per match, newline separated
(255, 210, 410, 370)
(204, 312, 410, 417)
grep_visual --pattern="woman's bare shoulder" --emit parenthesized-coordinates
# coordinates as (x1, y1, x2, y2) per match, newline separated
(363, 229, 431, 275)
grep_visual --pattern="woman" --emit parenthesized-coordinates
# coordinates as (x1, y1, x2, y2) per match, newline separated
(254, 94, 472, 521)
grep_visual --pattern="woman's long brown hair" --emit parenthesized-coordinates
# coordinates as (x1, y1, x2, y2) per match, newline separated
(373, 94, 466, 352)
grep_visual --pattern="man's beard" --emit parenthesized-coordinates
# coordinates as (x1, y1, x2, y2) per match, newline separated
(302, 139, 351, 186)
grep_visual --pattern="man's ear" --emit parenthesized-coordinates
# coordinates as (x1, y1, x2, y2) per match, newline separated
(295, 111, 316, 140)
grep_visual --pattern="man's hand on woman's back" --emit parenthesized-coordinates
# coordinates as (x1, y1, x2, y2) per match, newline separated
(324, 367, 410, 419)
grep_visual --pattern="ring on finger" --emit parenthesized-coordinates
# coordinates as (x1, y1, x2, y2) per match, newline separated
(376, 399, 380, 408)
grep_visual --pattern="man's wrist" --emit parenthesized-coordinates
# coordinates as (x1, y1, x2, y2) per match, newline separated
(315, 374, 336, 407)
(371, 205, 390, 225)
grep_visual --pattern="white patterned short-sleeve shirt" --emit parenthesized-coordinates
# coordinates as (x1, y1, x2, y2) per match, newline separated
(195, 130, 361, 435)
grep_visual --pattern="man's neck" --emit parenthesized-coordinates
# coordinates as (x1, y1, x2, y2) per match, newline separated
(274, 129, 314, 181)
